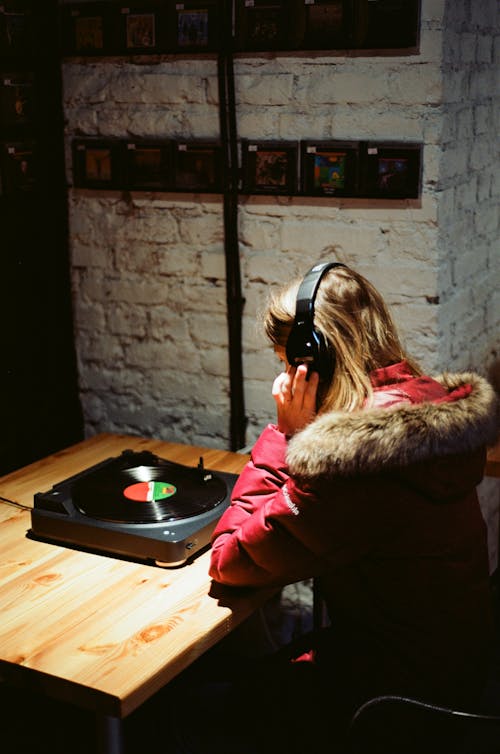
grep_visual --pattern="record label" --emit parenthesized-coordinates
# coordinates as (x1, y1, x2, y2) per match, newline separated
(123, 481, 176, 502)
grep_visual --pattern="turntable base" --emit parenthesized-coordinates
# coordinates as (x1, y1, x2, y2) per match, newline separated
(29, 449, 238, 566)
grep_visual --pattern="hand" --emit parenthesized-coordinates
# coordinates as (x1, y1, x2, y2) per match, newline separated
(272, 364, 319, 437)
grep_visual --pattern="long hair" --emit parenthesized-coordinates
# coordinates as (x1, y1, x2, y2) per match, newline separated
(263, 264, 422, 412)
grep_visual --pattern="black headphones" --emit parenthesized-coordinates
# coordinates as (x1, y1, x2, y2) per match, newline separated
(286, 261, 346, 380)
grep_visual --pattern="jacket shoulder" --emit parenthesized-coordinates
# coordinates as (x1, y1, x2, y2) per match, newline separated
(287, 372, 499, 481)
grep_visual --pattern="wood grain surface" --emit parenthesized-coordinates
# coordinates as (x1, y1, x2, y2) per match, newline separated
(0, 434, 273, 718)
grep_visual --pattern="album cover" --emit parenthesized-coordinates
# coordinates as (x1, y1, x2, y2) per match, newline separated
(0, 2, 35, 56)
(0, 72, 35, 128)
(169, 1, 221, 53)
(360, 142, 422, 199)
(301, 140, 359, 197)
(241, 140, 298, 195)
(173, 141, 223, 192)
(124, 140, 173, 190)
(60, 2, 113, 56)
(302, 0, 348, 51)
(115, 3, 166, 54)
(72, 138, 124, 189)
(234, 1, 289, 52)
(0, 139, 37, 196)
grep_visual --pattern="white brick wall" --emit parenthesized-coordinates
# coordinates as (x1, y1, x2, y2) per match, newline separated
(62, 0, 499, 563)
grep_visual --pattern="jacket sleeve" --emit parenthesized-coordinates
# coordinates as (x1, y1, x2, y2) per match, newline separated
(209, 424, 324, 588)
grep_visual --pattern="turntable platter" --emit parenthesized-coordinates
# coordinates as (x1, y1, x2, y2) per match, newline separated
(72, 458, 227, 523)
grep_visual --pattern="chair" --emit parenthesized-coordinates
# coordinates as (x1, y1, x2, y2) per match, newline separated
(347, 695, 500, 754)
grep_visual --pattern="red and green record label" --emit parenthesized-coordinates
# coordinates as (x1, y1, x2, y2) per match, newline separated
(123, 481, 176, 502)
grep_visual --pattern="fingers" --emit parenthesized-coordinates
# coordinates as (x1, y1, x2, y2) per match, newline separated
(273, 366, 319, 405)
(295, 366, 319, 412)
(272, 371, 289, 403)
(291, 365, 319, 402)
(272, 367, 294, 404)
(272, 364, 319, 436)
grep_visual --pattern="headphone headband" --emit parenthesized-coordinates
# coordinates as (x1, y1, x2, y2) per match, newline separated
(286, 261, 346, 378)
(294, 262, 345, 321)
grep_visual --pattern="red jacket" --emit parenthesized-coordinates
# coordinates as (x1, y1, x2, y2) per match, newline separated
(209, 363, 499, 710)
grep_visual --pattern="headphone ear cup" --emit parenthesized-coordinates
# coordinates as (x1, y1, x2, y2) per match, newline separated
(286, 321, 312, 370)
(312, 328, 334, 382)
(286, 261, 345, 380)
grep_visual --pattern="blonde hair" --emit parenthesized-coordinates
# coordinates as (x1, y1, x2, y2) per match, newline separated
(263, 265, 422, 412)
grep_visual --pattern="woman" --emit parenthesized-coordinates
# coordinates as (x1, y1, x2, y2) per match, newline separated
(137, 261, 497, 754)
(205, 261, 498, 749)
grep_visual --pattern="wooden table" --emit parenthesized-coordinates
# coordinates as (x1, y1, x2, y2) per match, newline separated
(0, 433, 272, 754)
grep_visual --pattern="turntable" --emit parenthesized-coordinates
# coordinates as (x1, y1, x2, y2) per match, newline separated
(29, 449, 238, 566)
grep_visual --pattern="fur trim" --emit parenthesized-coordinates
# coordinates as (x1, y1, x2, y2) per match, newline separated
(287, 372, 499, 481)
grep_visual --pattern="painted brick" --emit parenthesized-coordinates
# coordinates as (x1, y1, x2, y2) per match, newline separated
(235, 74, 294, 105)
(61, 0, 499, 555)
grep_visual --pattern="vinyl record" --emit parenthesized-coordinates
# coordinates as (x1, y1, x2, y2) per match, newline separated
(72, 457, 228, 524)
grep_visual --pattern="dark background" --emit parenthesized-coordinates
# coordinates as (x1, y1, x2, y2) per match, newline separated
(0, 1, 84, 475)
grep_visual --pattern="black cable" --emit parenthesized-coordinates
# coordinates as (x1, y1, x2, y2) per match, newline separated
(218, 0, 247, 451)
(0, 496, 31, 511)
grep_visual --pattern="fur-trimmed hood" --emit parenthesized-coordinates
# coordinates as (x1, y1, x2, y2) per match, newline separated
(287, 372, 499, 482)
